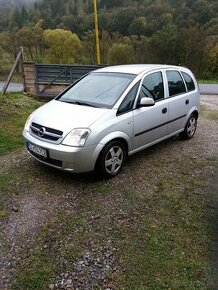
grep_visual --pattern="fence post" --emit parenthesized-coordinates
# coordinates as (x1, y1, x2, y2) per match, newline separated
(20, 47, 27, 93)
(2, 50, 22, 95)
(23, 62, 37, 96)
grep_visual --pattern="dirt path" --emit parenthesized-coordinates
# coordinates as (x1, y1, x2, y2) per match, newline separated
(0, 95, 217, 290)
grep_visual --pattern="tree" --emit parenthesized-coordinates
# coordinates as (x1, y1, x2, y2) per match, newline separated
(43, 29, 82, 64)
(110, 8, 138, 35)
(100, 0, 125, 9)
(0, 31, 19, 61)
(192, 0, 216, 25)
(148, 24, 178, 64)
(16, 25, 45, 61)
(206, 45, 218, 78)
(160, 12, 173, 26)
(99, 30, 113, 64)
(109, 43, 135, 64)
(11, 8, 22, 29)
(128, 17, 147, 36)
(130, 35, 149, 63)
(176, 26, 207, 75)
(81, 30, 96, 64)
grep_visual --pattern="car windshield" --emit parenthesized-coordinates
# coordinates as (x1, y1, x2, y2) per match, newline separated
(57, 72, 135, 108)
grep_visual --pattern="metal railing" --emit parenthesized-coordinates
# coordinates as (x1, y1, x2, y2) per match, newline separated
(35, 64, 105, 98)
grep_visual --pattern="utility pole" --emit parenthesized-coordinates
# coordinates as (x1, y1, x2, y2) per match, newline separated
(93, 0, 101, 64)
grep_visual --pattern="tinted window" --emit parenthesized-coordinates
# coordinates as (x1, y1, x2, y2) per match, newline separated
(182, 72, 195, 91)
(57, 72, 135, 109)
(117, 82, 140, 115)
(139, 72, 164, 102)
(166, 70, 186, 97)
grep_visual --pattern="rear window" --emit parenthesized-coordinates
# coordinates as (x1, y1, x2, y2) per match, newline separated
(182, 72, 195, 91)
(166, 70, 186, 97)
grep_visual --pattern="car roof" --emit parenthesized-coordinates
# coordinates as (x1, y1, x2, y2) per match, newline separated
(94, 64, 184, 75)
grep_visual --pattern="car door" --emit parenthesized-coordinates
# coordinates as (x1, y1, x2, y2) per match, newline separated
(165, 70, 191, 134)
(133, 71, 169, 150)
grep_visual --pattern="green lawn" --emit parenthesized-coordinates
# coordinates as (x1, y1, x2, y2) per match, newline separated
(198, 80, 218, 84)
(0, 93, 43, 155)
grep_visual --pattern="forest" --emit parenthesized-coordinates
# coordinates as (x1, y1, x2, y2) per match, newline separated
(0, 0, 217, 78)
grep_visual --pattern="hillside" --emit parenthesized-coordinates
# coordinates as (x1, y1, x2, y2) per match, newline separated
(0, 0, 38, 11)
(0, 0, 217, 37)
(0, 0, 217, 78)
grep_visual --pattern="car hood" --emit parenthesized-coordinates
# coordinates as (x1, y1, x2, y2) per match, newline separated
(31, 100, 109, 134)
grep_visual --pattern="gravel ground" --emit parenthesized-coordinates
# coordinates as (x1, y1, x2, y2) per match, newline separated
(0, 95, 217, 290)
(200, 95, 218, 110)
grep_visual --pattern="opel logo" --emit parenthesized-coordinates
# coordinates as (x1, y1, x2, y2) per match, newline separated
(38, 127, 46, 137)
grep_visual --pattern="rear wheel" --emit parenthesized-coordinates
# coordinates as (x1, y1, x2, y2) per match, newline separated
(96, 140, 126, 178)
(180, 114, 197, 140)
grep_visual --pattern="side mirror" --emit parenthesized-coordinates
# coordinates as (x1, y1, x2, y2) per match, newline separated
(137, 97, 155, 108)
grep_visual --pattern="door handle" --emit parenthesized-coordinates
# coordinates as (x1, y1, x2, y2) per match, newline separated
(162, 108, 167, 114)
(185, 99, 189, 105)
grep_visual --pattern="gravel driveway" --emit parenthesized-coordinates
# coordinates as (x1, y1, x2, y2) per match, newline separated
(0, 95, 217, 290)
(200, 95, 218, 110)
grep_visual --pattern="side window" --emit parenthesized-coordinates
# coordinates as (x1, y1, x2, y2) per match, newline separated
(166, 70, 186, 97)
(138, 72, 164, 102)
(182, 72, 195, 91)
(117, 82, 140, 115)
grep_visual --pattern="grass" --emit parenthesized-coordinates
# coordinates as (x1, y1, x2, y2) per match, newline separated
(12, 213, 86, 289)
(117, 174, 211, 289)
(201, 106, 218, 121)
(0, 73, 23, 83)
(12, 238, 59, 290)
(106, 158, 213, 289)
(0, 93, 43, 155)
(198, 80, 218, 84)
(1, 154, 215, 290)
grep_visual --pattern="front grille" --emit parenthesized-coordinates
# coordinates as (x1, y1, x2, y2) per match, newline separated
(30, 122, 63, 142)
(28, 149, 63, 168)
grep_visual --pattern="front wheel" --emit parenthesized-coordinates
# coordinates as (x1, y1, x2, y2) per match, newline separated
(96, 140, 126, 178)
(180, 114, 197, 140)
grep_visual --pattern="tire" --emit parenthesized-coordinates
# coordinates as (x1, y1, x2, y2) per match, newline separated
(96, 140, 126, 178)
(180, 114, 197, 140)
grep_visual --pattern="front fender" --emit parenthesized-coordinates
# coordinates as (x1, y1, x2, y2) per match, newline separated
(91, 131, 132, 167)
(99, 131, 132, 149)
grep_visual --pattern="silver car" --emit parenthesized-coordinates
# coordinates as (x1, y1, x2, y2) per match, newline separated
(23, 65, 200, 178)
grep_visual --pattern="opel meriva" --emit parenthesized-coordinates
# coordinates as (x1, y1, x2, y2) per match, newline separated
(23, 65, 200, 178)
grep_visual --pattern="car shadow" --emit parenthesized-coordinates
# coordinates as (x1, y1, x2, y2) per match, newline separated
(34, 135, 182, 184)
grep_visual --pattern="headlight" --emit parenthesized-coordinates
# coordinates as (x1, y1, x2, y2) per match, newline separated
(62, 128, 91, 147)
(24, 113, 33, 132)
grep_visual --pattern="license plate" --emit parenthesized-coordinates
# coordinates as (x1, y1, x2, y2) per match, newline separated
(28, 143, 47, 158)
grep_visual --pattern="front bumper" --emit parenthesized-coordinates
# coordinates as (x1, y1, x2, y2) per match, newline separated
(22, 130, 103, 173)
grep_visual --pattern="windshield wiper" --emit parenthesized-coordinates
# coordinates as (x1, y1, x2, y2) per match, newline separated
(73, 101, 97, 107)
(60, 100, 98, 107)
